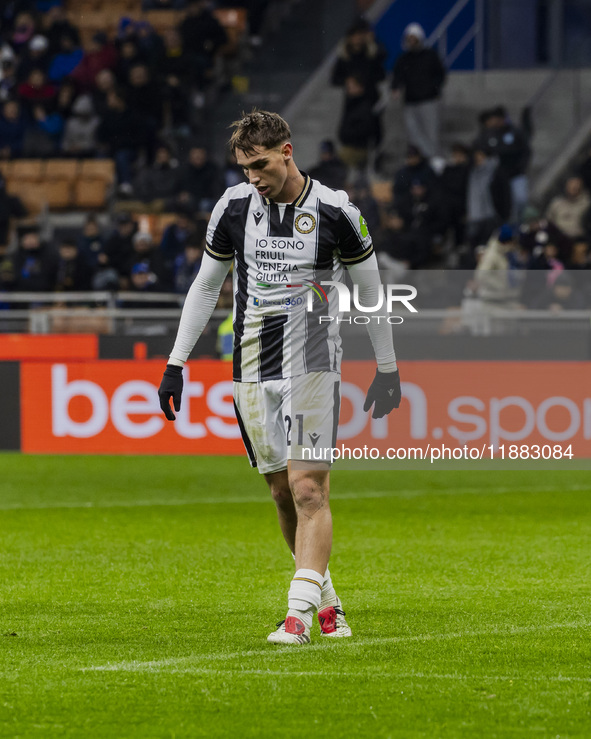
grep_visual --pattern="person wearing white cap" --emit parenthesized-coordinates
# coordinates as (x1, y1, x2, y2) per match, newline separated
(391, 22, 446, 159)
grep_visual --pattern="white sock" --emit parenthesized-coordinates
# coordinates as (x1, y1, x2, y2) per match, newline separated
(320, 566, 338, 609)
(287, 569, 323, 629)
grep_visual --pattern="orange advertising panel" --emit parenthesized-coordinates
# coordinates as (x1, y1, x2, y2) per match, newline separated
(19, 360, 591, 456)
(0, 334, 98, 361)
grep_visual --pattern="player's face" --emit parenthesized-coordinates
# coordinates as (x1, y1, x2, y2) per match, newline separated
(236, 143, 292, 202)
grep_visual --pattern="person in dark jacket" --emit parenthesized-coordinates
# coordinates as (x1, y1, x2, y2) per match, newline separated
(96, 89, 153, 191)
(337, 75, 381, 170)
(54, 239, 94, 292)
(176, 145, 224, 212)
(440, 142, 471, 246)
(0, 99, 28, 158)
(465, 146, 511, 251)
(308, 140, 348, 191)
(473, 106, 530, 221)
(391, 22, 446, 159)
(331, 17, 386, 106)
(0, 173, 27, 244)
(178, 0, 227, 88)
(14, 227, 59, 293)
(393, 144, 437, 205)
(133, 143, 180, 206)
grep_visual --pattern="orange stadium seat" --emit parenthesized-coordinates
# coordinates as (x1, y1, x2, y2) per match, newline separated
(74, 178, 109, 209)
(143, 10, 181, 32)
(371, 180, 394, 205)
(11, 160, 44, 182)
(214, 7, 248, 52)
(0, 161, 12, 179)
(79, 159, 115, 182)
(44, 159, 80, 181)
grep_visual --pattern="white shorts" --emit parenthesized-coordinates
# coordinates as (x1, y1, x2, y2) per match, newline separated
(233, 372, 341, 474)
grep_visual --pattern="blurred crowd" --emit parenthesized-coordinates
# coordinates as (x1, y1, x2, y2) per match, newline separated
(0, 6, 590, 314)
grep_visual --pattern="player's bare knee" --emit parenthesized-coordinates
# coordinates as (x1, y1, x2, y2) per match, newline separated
(290, 477, 327, 513)
(269, 483, 293, 508)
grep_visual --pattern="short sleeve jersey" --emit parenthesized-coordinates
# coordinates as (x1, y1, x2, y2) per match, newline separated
(206, 174, 373, 382)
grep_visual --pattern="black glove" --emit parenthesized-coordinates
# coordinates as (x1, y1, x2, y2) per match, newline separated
(363, 369, 401, 419)
(158, 364, 183, 420)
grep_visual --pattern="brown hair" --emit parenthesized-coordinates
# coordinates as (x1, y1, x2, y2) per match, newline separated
(229, 109, 291, 155)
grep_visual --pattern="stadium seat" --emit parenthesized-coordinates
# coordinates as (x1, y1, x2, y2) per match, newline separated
(143, 10, 181, 32)
(0, 161, 12, 179)
(11, 160, 44, 182)
(42, 180, 73, 209)
(74, 178, 109, 209)
(79, 159, 115, 183)
(44, 159, 80, 182)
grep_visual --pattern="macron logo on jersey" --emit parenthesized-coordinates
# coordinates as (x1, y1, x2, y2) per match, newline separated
(253, 211, 264, 226)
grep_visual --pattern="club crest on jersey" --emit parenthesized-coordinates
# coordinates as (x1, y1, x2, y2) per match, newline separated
(295, 213, 316, 234)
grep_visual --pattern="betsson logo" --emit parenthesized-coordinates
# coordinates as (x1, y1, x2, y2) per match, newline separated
(49, 365, 591, 446)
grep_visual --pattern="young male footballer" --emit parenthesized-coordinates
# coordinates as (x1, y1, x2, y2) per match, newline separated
(159, 110, 400, 645)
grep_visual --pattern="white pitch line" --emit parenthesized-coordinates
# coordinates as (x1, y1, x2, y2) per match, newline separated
(2, 484, 591, 512)
(80, 667, 591, 683)
(81, 621, 587, 673)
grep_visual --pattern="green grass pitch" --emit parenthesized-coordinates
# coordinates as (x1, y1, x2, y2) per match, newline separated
(1, 455, 590, 738)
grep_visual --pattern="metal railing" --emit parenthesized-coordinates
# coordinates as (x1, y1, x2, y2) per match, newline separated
(426, 0, 485, 70)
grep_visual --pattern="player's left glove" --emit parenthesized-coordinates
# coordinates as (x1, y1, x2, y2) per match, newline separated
(363, 369, 401, 419)
(158, 364, 183, 421)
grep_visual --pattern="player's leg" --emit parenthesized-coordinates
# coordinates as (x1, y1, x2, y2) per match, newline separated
(265, 469, 296, 553)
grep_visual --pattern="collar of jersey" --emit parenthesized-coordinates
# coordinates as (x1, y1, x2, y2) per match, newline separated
(260, 173, 312, 208)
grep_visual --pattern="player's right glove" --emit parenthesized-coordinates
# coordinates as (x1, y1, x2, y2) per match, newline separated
(363, 369, 401, 419)
(158, 364, 183, 420)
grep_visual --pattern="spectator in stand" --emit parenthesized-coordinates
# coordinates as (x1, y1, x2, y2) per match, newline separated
(397, 177, 446, 267)
(173, 234, 204, 294)
(337, 74, 381, 171)
(134, 22, 166, 71)
(159, 208, 199, 276)
(331, 18, 386, 106)
(440, 142, 470, 246)
(348, 175, 380, 234)
(465, 145, 511, 252)
(178, 0, 227, 88)
(125, 63, 164, 134)
(92, 68, 117, 118)
(55, 77, 76, 119)
(96, 88, 153, 194)
(158, 29, 199, 130)
(393, 144, 436, 204)
(0, 249, 16, 294)
(133, 143, 180, 208)
(43, 5, 80, 55)
(521, 232, 565, 306)
(11, 12, 37, 55)
(48, 34, 83, 83)
(62, 94, 99, 157)
(0, 99, 28, 158)
(546, 176, 591, 241)
(121, 231, 168, 289)
(176, 144, 224, 212)
(17, 68, 57, 111)
(567, 240, 590, 270)
(374, 207, 416, 277)
(77, 214, 105, 272)
(124, 262, 164, 302)
(54, 238, 93, 292)
(473, 106, 530, 222)
(99, 211, 137, 277)
(223, 151, 244, 188)
(70, 33, 118, 93)
(309, 140, 348, 191)
(0, 51, 18, 102)
(17, 35, 51, 82)
(14, 226, 58, 292)
(518, 205, 571, 261)
(0, 173, 27, 244)
(115, 39, 145, 84)
(391, 22, 446, 159)
(474, 225, 524, 306)
(531, 272, 587, 311)
(23, 101, 64, 156)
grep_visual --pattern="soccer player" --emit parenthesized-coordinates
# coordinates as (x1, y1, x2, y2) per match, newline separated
(159, 110, 400, 645)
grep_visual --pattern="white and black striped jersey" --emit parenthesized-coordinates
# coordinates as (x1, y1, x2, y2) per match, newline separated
(206, 174, 374, 382)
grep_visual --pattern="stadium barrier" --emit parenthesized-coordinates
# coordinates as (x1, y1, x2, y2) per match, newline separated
(0, 354, 589, 456)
